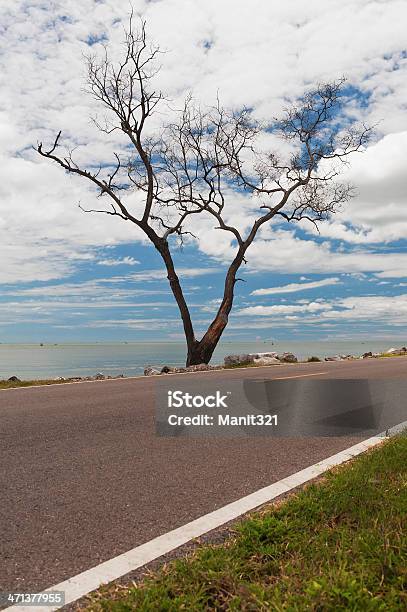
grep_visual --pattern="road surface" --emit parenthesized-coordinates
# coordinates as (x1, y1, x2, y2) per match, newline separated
(1, 358, 406, 595)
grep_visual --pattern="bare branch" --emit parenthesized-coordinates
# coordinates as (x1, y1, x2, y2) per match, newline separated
(37, 16, 372, 366)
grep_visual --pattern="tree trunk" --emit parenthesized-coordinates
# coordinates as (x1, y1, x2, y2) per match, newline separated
(186, 249, 246, 366)
(185, 307, 230, 365)
(186, 333, 222, 366)
(154, 238, 199, 363)
(156, 236, 246, 367)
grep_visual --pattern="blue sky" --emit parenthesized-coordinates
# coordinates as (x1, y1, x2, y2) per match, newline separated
(0, 0, 407, 344)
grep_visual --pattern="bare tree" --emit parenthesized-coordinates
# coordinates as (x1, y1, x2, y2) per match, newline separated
(37, 19, 371, 366)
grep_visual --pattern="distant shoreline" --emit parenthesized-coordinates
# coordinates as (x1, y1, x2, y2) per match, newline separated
(0, 338, 405, 347)
(1, 345, 406, 388)
(0, 340, 406, 382)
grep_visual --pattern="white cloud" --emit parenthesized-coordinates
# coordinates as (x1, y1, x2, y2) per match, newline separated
(238, 301, 330, 316)
(234, 294, 407, 328)
(0, 152, 142, 282)
(252, 277, 341, 296)
(97, 256, 140, 266)
(0, 0, 407, 286)
(128, 267, 219, 282)
(242, 231, 407, 278)
(5, 279, 164, 298)
(2, 269, 213, 301)
(0, 268, 217, 329)
(55, 318, 182, 331)
(310, 131, 407, 245)
(321, 294, 407, 324)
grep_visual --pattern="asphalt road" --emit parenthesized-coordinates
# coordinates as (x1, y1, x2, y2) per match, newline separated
(1, 358, 406, 595)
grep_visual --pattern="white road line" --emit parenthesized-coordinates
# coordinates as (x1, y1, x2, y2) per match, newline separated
(5, 419, 406, 612)
(273, 371, 327, 380)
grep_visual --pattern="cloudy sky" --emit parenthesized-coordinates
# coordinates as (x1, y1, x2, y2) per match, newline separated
(0, 0, 407, 344)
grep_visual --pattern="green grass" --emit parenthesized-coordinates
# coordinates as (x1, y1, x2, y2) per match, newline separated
(224, 362, 283, 370)
(85, 435, 407, 611)
(0, 379, 68, 389)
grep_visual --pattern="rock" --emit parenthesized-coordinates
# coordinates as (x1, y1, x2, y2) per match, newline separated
(253, 356, 280, 366)
(324, 356, 342, 361)
(385, 347, 407, 356)
(161, 365, 177, 374)
(54, 376, 66, 381)
(186, 364, 211, 372)
(224, 354, 255, 367)
(94, 372, 106, 380)
(8, 375, 21, 382)
(278, 352, 298, 363)
(146, 363, 221, 375)
(362, 351, 373, 359)
(307, 356, 321, 362)
(224, 352, 282, 367)
(144, 366, 161, 376)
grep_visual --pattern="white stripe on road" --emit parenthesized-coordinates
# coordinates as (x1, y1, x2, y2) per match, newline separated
(273, 371, 327, 379)
(5, 419, 406, 612)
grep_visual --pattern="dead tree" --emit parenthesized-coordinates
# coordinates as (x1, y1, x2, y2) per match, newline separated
(37, 19, 371, 366)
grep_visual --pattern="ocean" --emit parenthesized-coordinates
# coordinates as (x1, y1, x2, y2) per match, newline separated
(0, 340, 404, 380)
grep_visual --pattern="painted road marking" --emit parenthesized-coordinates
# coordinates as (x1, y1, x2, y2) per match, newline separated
(5, 419, 406, 612)
(273, 372, 327, 380)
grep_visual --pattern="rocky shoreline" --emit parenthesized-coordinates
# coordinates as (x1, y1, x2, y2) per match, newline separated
(4, 373, 126, 384)
(143, 345, 407, 376)
(4, 347, 406, 383)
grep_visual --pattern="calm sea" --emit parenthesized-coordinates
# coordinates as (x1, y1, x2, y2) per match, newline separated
(0, 340, 404, 380)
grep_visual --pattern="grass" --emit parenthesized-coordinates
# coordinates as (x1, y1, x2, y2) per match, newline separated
(84, 435, 407, 611)
(224, 362, 283, 370)
(0, 378, 70, 389)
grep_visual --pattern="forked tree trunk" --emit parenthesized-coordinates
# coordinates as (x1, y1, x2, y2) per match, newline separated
(157, 237, 245, 366)
(187, 257, 242, 365)
(186, 326, 225, 366)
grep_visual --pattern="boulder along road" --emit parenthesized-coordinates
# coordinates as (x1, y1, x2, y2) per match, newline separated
(1, 358, 406, 596)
